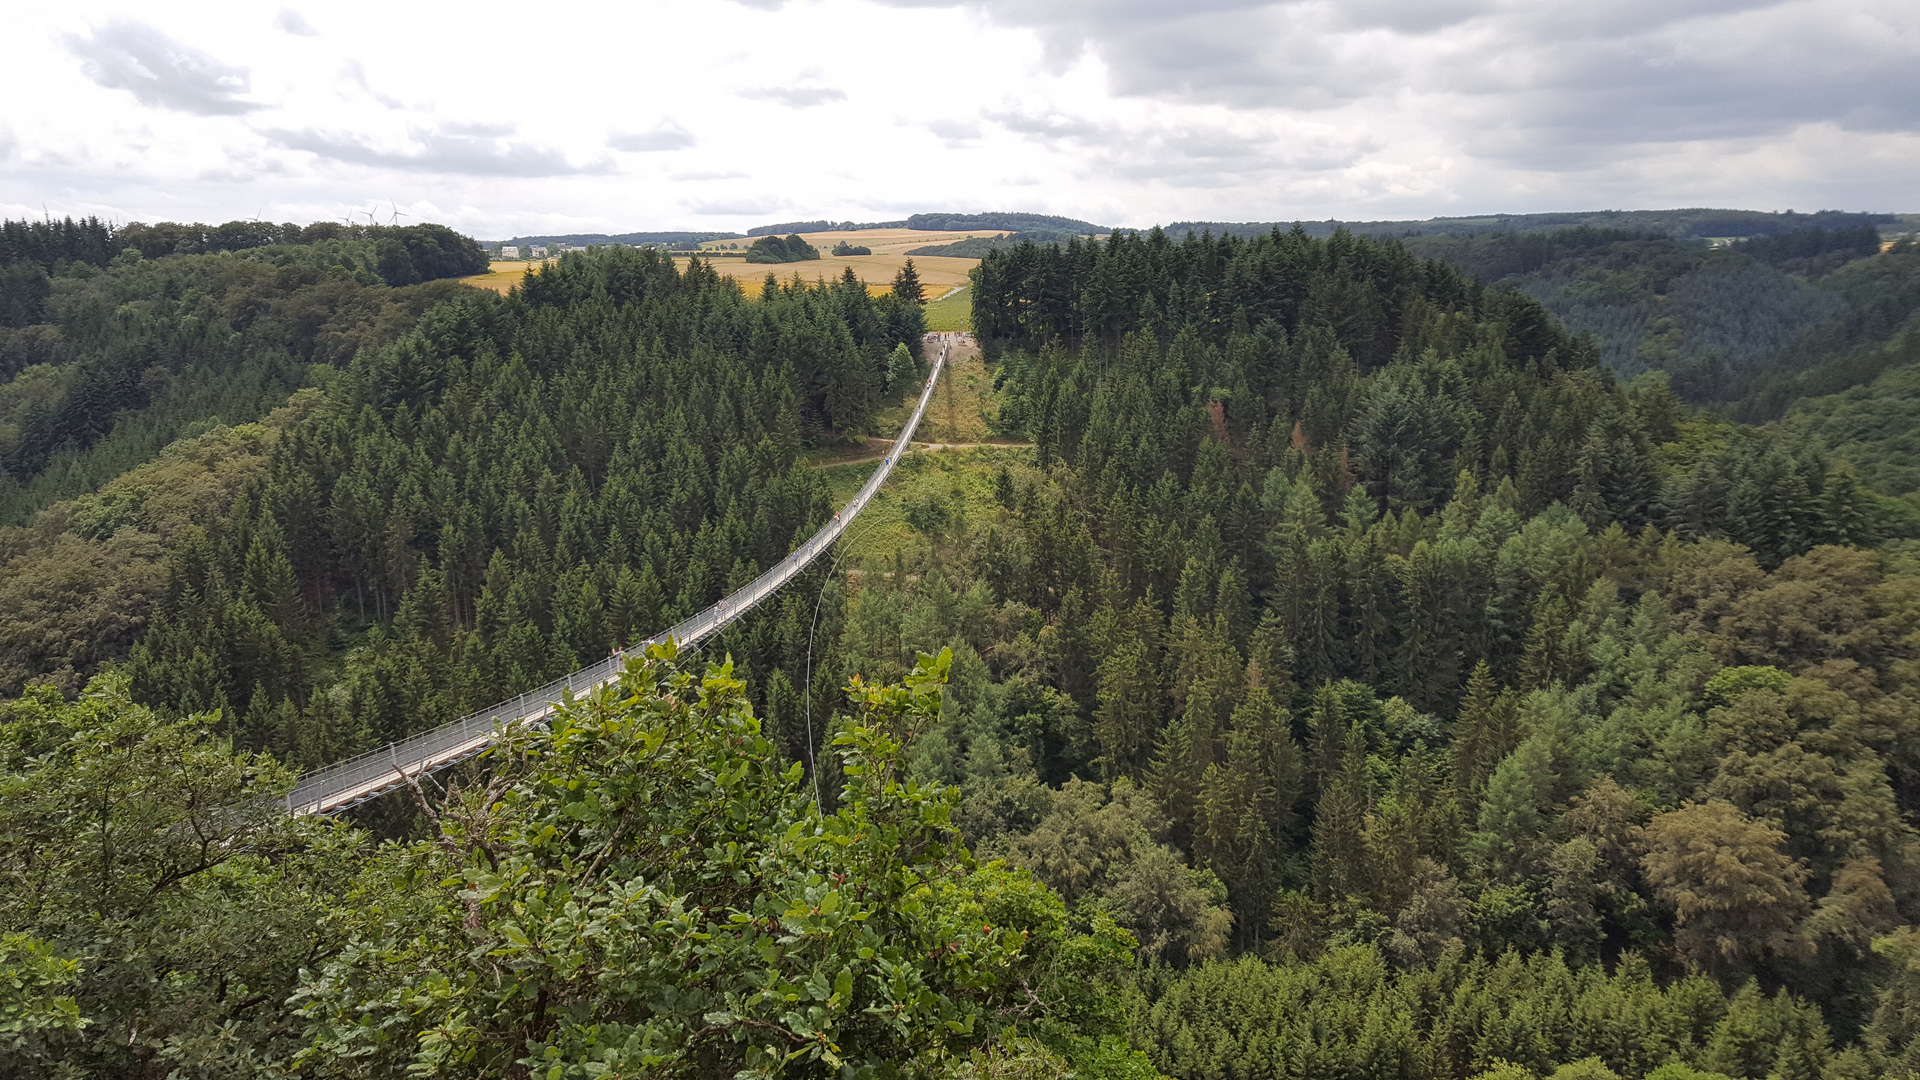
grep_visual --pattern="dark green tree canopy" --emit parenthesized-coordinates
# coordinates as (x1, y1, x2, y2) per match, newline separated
(746, 234, 823, 263)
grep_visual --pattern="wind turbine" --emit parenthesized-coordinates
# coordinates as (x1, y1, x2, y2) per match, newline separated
(388, 199, 408, 226)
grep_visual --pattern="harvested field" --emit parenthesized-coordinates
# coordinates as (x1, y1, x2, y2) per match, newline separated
(676, 227, 999, 291)
(458, 259, 553, 294)
(463, 227, 993, 297)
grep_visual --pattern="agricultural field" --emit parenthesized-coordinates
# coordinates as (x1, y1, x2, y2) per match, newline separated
(461, 231, 992, 309)
(458, 259, 555, 293)
(674, 227, 999, 291)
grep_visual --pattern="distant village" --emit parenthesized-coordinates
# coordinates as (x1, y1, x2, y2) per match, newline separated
(491, 243, 564, 260)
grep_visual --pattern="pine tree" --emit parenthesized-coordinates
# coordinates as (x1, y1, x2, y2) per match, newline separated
(242, 512, 301, 628)
(1451, 659, 1517, 798)
(891, 259, 924, 304)
(1519, 591, 1573, 691)
(1467, 738, 1556, 881)
(1392, 540, 1461, 711)
(1195, 683, 1299, 950)
(1094, 634, 1159, 779)
(1820, 463, 1872, 547)
(1311, 725, 1371, 903)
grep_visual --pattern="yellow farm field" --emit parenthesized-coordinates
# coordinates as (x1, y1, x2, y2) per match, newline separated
(463, 227, 996, 295)
(459, 259, 553, 294)
(678, 227, 998, 291)
(673, 252, 978, 291)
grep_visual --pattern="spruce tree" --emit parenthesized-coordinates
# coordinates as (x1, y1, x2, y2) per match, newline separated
(1311, 725, 1371, 903)
(1452, 659, 1517, 797)
(892, 259, 924, 304)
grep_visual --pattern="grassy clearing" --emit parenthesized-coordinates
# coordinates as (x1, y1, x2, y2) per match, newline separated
(818, 445, 1035, 563)
(866, 335, 996, 443)
(922, 286, 971, 332)
(923, 337, 996, 442)
(813, 336, 1022, 562)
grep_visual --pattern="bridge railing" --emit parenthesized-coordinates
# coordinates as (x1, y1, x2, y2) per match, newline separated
(285, 335, 954, 815)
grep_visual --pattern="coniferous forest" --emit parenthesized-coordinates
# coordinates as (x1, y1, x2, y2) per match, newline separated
(6, 216, 1920, 1079)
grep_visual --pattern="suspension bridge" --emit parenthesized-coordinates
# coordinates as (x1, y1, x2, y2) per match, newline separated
(284, 333, 956, 815)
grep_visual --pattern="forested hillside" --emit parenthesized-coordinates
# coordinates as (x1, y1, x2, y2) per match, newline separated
(128, 250, 928, 766)
(1386, 227, 1920, 423)
(1166, 208, 1893, 243)
(851, 225, 1920, 1074)
(0, 237, 924, 752)
(9, 220, 1920, 1078)
(0, 216, 490, 519)
(1786, 359, 1920, 509)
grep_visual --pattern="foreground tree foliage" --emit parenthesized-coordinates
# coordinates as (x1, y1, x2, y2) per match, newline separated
(0, 653, 1150, 1078)
(297, 646, 1140, 1077)
(0, 673, 358, 1077)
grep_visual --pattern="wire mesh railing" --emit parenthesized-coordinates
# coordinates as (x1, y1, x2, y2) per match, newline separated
(285, 334, 956, 815)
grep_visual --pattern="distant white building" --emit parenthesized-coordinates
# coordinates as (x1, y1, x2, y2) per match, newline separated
(500, 245, 520, 259)
(529, 245, 548, 258)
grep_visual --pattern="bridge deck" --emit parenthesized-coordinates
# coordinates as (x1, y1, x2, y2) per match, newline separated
(285, 334, 956, 816)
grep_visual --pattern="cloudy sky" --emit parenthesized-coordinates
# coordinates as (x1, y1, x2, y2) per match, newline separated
(4, 0, 1915, 237)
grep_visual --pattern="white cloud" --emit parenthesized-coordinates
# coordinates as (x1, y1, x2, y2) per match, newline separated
(275, 8, 319, 36)
(1, 0, 1912, 239)
(739, 84, 848, 107)
(611, 123, 697, 152)
(65, 19, 259, 115)
(268, 124, 607, 177)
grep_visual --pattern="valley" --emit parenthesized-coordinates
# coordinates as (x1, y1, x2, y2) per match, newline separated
(3, 210, 1920, 1080)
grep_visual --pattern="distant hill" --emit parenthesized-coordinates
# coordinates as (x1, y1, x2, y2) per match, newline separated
(748, 212, 1109, 237)
(497, 210, 1900, 250)
(1355, 225, 1920, 419)
(1155, 208, 1893, 241)
(495, 231, 743, 247)
(901, 212, 1105, 234)
(940, 211, 1919, 422)
(907, 229, 1091, 258)
(746, 220, 897, 236)
(907, 236, 1023, 258)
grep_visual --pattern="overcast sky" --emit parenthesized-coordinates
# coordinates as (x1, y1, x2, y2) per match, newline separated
(4, 0, 1915, 237)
